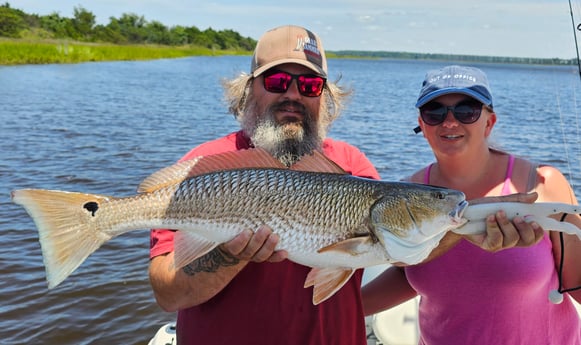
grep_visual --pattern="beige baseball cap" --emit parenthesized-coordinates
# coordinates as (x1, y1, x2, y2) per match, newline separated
(251, 25, 328, 78)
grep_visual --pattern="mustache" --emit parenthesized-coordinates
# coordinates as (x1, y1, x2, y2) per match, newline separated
(270, 100, 307, 116)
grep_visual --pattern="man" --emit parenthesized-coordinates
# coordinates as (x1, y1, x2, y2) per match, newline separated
(148, 25, 380, 345)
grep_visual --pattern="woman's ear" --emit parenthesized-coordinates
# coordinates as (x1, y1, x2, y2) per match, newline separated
(484, 110, 497, 137)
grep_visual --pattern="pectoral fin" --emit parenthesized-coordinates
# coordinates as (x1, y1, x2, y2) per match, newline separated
(381, 230, 445, 265)
(317, 236, 374, 255)
(173, 231, 220, 269)
(304, 267, 356, 305)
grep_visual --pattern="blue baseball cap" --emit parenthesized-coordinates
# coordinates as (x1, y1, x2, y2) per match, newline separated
(415, 65, 493, 108)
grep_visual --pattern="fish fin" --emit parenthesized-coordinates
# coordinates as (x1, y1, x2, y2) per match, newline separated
(172, 231, 220, 269)
(317, 236, 375, 255)
(382, 231, 445, 265)
(138, 157, 204, 193)
(290, 150, 346, 174)
(138, 148, 285, 193)
(304, 267, 355, 305)
(11, 189, 114, 288)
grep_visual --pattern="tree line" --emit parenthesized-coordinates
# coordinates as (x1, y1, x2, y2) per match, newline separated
(0, 3, 257, 51)
(333, 50, 576, 66)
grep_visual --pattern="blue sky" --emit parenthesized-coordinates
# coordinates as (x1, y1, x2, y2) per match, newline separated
(13, 0, 581, 59)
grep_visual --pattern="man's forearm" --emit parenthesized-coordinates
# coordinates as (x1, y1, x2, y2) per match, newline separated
(149, 249, 248, 311)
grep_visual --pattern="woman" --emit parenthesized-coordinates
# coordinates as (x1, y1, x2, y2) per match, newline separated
(362, 65, 581, 344)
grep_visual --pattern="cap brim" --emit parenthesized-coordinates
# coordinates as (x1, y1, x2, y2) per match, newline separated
(415, 88, 492, 108)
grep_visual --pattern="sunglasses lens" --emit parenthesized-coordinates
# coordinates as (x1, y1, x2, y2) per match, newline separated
(298, 75, 325, 97)
(263, 72, 292, 93)
(263, 71, 325, 97)
(454, 101, 482, 124)
(420, 104, 447, 125)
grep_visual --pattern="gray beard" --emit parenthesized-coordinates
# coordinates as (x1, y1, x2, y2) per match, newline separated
(240, 100, 324, 166)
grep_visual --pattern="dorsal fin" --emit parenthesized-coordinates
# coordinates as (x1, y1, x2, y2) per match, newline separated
(137, 157, 203, 193)
(137, 148, 346, 193)
(290, 150, 346, 174)
(184, 147, 287, 177)
(137, 148, 285, 193)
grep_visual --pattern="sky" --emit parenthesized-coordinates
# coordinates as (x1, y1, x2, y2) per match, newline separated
(12, 0, 581, 59)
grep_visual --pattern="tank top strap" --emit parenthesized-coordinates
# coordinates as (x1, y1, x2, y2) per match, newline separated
(526, 161, 539, 193)
(424, 163, 434, 184)
(500, 155, 515, 196)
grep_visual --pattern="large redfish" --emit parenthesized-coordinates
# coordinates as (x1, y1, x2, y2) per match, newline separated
(12, 148, 467, 304)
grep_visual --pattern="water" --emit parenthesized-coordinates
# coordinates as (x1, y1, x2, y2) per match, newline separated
(1, 56, 581, 344)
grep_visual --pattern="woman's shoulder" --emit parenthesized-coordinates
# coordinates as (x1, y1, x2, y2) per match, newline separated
(404, 166, 430, 183)
(513, 155, 566, 185)
(526, 161, 574, 203)
(535, 164, 570, 190)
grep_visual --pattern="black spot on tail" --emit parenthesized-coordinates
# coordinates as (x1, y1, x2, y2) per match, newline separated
(84, 201, 99, 216)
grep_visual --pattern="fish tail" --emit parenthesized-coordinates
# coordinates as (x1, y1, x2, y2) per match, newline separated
(11, 189, 115, 288)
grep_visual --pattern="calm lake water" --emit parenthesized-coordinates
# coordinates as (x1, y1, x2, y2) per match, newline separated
(2, 56, 581, 344)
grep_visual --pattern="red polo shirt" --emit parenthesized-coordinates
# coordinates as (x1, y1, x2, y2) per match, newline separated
(150, 131, 379, 345)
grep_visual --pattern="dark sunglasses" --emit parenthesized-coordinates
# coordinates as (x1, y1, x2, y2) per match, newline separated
(262, 70, 326, 97)
(420, 100, 484, 126)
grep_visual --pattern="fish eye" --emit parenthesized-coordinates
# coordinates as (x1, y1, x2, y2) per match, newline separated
(433, 191, 446, 200)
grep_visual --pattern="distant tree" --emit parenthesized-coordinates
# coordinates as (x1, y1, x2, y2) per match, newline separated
(184, 25, 201, 45)
(220, 29, 246, 50)
(40, 12, 70, 38)
(0, 5, 25, 37)
(201, 27, 219, 49)
(145, 20, 169, 44)
(168, 25, 188, 45)
(72, 6, 95, 40)
(100, 18, 127, 44)
(93, 23, 125, 43)
(116, 13, 147, 43)
(239, 36, 256, 50)
(0, 2, 257, 50)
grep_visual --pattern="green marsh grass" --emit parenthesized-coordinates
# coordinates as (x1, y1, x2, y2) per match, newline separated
(0, 39, 250, 65)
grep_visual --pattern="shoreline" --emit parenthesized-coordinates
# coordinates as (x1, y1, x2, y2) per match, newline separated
(0, 39, 251, 65)
(1, 39, 575, 67)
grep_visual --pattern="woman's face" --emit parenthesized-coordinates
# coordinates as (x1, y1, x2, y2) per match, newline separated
(417, 93, 496, 158)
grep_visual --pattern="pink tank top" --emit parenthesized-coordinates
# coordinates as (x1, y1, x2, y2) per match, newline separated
(423, 155, 515, 194)
(408, 155, 581, 344)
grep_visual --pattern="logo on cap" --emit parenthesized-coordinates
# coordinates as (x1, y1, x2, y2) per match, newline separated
(294, 35, 322, 59)
(428, 73, 477, 84)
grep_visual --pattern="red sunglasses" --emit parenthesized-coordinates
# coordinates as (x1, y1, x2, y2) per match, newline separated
(262, 70, 326, 97)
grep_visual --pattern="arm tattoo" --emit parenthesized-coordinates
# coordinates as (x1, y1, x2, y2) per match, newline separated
(182, 248, 240, 276)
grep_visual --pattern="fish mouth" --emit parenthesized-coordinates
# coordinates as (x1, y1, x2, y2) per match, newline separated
(450, 200, 469, 225)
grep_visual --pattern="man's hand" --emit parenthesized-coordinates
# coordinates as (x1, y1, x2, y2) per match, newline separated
(220, 225, 288, 263)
